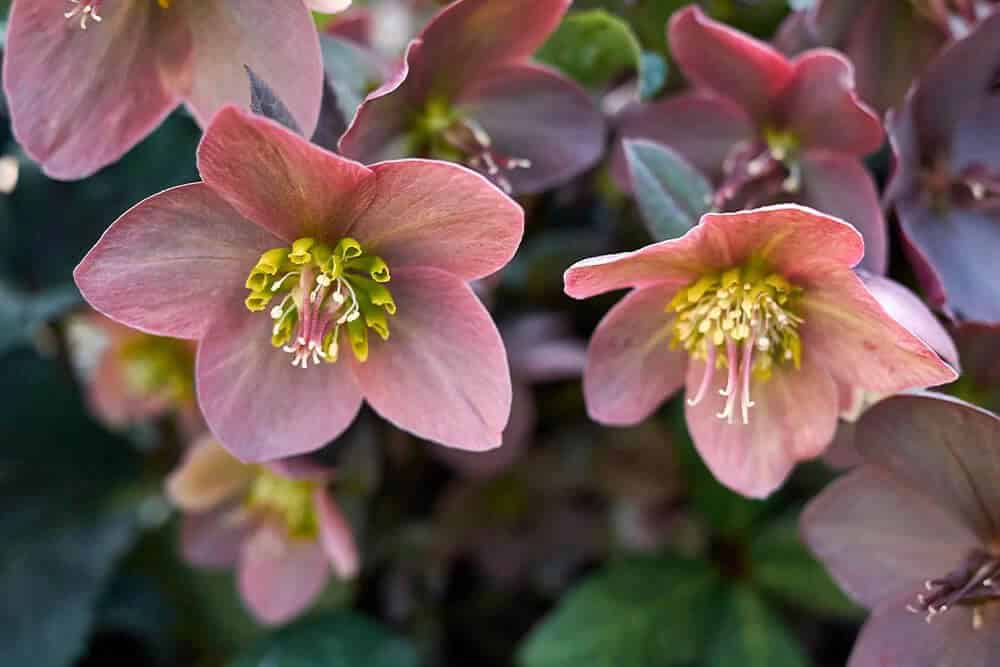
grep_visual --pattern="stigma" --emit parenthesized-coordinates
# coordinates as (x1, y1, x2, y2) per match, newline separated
(906, 549, 1000, 629)
(243, 237, 396, 368)
(64, 0, 171, 30)
(668, 261, 803, 424)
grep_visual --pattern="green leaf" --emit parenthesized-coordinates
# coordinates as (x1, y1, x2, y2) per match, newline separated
(537, 10, 642, 88)
(706, 586, 810, 667)
(0, 281, 81, 354)
(0, 351, 142, 667)
(624, 139, 713, 242)
(229, 611, 420, 667)
(750, 516, 862, 619)
(518, 556, 720, 667)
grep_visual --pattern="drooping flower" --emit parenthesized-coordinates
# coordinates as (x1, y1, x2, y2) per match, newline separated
(75, 105, 523, 462)
(614, 6, 887, 273)
(886, 11, 1000, 323)
(803, 393, 1000, 665)
(775, 0, 998, 114)
(4, 0, 325, 179)
(66, 309, 202, 434)
(166, 435, 358, 625)
(564, 205, 956, 497)
(338, 0, 606, 195)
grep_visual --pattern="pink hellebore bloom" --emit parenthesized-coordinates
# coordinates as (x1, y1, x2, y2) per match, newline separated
(614, 6, 887, 273)
(339, 0, 606, 195)
(564, 205, 956, 498)
(75, 105, 523, 462)
(803, 394, 1000, 666)
(4, 0, 325, 180)
(167, 435, 359, 626)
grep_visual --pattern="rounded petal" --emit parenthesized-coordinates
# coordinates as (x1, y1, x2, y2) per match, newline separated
(351, 160, 523, 280)
(185, 0, 324, 136)
(198, 106, 375, 243)
(238, 525, 330, 626)
(3, 0, 191, 180)
(798, 153, 887, 274)
(611, 92, 755, 189)
(897, 199, 1000, 324)
(799, 268, 958, 393)
(849, 599, 1000, 667)
(685, 357, 839, 498)
(457, 62, 606, 194)
(778, 50, 883, 156)
(351, 267, 511, 452)
(313, 490, 360, 579)
(180, 504, 252, 569)
(166, 435, 255, 512)
(583, 285, 687, 425)
(74, 183, 277, 339)
(854, 393, 1000, 542)
(196, 301, 364, 462)
(858, 271, 959, 369)
(668, 6, 793, 121)
(802, 467, 978, 609)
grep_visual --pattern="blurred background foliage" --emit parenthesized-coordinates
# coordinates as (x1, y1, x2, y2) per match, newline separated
(2, 1, 997, 666)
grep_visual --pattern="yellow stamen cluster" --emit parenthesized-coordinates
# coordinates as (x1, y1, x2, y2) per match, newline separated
(245, 471, 318, 539)
(668, 261, 803, 381)
(243, 237, 395, 365)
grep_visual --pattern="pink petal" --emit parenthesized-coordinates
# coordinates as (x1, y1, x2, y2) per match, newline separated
(798, 268, 958, 394)
(408, 0, 570, 97)
(668, 6, 793, 121)
(313, 489, 360, 579)
(853, 393, 1000, 543)
(777, 50, 883, 156)
(196, 300, 364, 462)
(798, 153, 887, 274)
(512, 340, 586, 384)
(684, 357, 839, 498)
(858, 272, 959, 369)
(185, 0, 324, 137)
(238, 524, 330, 626)
(74, 183, 277, 339)
(849, 598, 1000, 667)
(165, 435, 254, 513)
(583, 285, 688, 425)
(351, 266, 511, 452)
(802, 467, 978, 609)
(351, 159, 523, 281)
(308, 0, 352, 13)
(198, 106, 375, 243)
(4, 0, 192, 179)
(563, 246, 705, 301)
(180, 504, 252, 569)
(611, 92, 755, 189)
(87, 350, 171, 427)
(457, 62, 606, 194)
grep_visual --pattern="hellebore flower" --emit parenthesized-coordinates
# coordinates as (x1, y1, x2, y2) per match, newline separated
(803, 393, 1000, 665)
(338, 0, 606, 195)
(886, 11, 1000, 323)
(167, 435, 358, 625)
(563, 205, 956, 497)
(67, 309, 202, 434)
(4, 0, 325, 180)
(614, 6, 887, 273)
(432, 313, 586, 478)
(74, 105, 523, 462)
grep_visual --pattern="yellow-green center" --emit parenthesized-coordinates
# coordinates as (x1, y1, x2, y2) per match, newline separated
(243, 236, 395, 367)
(119, 336, 194, 404)
(245, 470, 318, 539)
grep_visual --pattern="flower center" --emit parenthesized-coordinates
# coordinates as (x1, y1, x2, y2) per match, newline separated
(716, 129, 802, 211)
(668, 260, 804, 424)
(243, 237, 396, 368)
(245, 470, 318, 539)
(907, 549, 1000, 629)
(413, 97, 531, 194)
(922, 158, 1000, 213)
(118, 335, 194, 404)
(64, 0, 170, 30)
